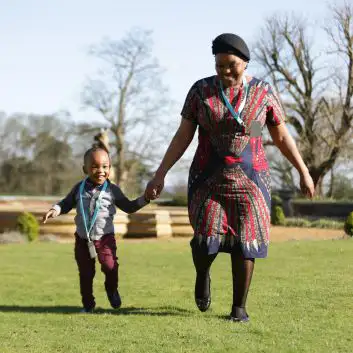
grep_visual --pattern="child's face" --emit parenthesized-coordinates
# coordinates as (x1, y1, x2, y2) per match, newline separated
(84, 150, 111, 185)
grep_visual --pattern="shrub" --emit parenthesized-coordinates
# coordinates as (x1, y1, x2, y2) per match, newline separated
(16, 212, 39, 242)
(271, 206, 286, 225)
(161, 193, 188, 207)
(285, 218, 312, 228)
(310, 219, 344, 230)
(344, 211, 353, 236)
(172, 194, 188, 206)
(283, 218, 343, 229)
(330, 174, 353, 200)
(285, 218, 311, 228)
(271, 194, 283, 206)
(270, 214, 346, 229)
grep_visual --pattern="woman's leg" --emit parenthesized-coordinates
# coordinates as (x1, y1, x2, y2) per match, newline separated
(230, 245, 255, 321)
(192, 247, 217, 311)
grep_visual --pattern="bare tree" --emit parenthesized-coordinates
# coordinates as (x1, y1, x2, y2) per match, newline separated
(81, 28, 173, 190)
(254, 3, 353, 195)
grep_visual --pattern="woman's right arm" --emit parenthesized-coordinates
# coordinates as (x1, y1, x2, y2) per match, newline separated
(156, 118, 197, 177)
(145, 118, 197, 199)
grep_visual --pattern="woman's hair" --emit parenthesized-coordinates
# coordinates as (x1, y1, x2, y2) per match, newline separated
(212, 33, 250, 62)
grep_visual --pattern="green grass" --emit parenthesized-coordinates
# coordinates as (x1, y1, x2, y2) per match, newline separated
(1, 239, 353, 353)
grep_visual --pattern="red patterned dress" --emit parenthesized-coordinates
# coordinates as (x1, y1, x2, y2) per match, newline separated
(181, 75, 285, 258)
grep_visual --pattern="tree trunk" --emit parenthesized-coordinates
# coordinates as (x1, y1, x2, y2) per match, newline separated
(308, 167, 326, 197)
(114, 128, 125, 188)
(315, 177, 324, 197)
(327, 168, 335, 198)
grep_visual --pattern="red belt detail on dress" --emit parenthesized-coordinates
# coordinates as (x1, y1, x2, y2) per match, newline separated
(224, 156, 242, 165)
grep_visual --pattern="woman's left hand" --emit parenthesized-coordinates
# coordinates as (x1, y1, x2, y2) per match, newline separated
(300, 171, 315, 199)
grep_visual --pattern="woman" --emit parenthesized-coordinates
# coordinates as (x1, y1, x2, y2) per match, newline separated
(145, 33, 315, 322)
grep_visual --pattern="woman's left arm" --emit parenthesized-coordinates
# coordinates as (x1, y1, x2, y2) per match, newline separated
(267, 123, 315, 198)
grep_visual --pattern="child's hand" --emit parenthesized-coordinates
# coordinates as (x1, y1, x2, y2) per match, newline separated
(42, 209, 59, 224)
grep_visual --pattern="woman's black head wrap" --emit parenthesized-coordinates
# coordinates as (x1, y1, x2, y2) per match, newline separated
(212, 33, 250, 62)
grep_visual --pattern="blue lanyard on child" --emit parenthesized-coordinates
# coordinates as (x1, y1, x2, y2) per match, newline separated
(219, 76, 248, 128)
(79, 177, 108, 241)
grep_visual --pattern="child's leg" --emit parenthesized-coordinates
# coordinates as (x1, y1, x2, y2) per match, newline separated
(95, 234, 120, 307)
(74, 235, 96, 310)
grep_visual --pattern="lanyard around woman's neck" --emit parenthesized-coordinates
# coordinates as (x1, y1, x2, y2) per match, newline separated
(79, 177, 108, 241)
(219, 76, 248, 127)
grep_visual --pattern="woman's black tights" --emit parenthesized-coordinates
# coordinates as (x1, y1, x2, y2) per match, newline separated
(192, 246, 255, 317)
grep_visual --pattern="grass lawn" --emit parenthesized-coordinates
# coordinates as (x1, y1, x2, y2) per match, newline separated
(0, 238, 352, 353)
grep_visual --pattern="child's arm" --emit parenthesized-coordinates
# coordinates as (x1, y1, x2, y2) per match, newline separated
(42, 183, 80, 223)
(111, 184, 150, 214)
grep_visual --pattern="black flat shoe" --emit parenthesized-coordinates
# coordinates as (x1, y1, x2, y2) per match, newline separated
(195, 274, 211, 312)
(195, 297, 211, 312)
(107, 291, 122, 309)
(229, 314, 249, 323)
(229, 306, 249, 323)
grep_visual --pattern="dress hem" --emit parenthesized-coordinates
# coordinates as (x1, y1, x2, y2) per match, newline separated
(190, 234, 268, 259)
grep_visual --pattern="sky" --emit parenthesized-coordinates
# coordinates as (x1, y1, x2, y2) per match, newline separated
(0, 0, 332, 120)
(0, 0, 336, 186)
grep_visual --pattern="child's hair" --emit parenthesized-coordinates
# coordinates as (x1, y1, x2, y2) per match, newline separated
(83, 146, 111, 166)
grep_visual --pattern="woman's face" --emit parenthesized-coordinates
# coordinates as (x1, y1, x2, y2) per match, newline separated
(215, 53, 247, 88)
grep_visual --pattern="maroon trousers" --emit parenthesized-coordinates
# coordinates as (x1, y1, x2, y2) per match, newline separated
(74, 234, 118, 310)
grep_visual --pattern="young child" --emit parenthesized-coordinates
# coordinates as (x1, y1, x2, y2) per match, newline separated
(42, 146, 150, 313)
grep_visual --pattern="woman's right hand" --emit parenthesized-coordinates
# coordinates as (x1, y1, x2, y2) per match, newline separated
(299, 171, 315, 199)
(145, 174, 165, 200)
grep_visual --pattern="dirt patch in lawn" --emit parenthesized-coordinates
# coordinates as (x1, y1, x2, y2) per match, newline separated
(268, 226, 345, 242)
(119, 226, 345, 244)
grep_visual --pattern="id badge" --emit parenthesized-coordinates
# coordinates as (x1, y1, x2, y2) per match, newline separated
(88, 241, 97, 259)
(250, 121, 262, 137)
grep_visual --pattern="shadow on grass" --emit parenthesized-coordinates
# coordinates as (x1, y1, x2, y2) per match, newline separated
(0, 305, 193, 316)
